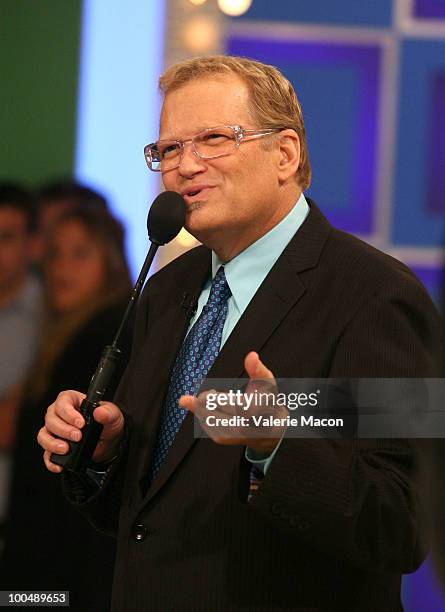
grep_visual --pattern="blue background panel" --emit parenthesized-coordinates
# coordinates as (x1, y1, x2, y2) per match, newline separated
(227, 36, 381, 234)
(392, 39, 445, 247)
(232, 0, 393, 28)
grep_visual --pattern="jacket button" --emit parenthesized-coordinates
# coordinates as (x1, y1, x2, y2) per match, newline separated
(271, 502, 282, 515)
(289, 515, 300, 527)
(280, 508, 291, 521)
(132, 523, 148, 541)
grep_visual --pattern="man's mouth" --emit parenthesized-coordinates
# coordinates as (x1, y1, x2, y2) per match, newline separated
(182, 186, 213, 202)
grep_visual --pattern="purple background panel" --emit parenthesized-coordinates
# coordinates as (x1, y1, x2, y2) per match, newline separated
(409, 265, 444, 308)
(403, 556, 445, 612)
(427, 73, 445, 213)
(414, 0, 445, 19)
(226, 36, 381, 235)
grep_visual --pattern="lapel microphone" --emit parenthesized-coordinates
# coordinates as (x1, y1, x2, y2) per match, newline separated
(50, 191, 186, 473)
(181, 292, 198, 318)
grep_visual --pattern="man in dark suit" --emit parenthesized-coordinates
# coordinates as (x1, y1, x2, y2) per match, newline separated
(38, 56, 440, 611)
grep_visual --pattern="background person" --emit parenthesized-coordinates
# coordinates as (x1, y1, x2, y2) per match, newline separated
(34, 179, 109, 264)
(0, 183, 42, 441)
(1, 206, 132, 611)
(0, 183, 42, 547)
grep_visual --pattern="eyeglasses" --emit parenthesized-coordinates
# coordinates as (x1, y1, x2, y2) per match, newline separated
(144, 125, 283, 172)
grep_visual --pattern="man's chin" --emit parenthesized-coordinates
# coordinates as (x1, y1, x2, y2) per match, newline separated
(185, 204, 206, 233)
(186, 201, 205, 213)
(185, 217, 215, 245)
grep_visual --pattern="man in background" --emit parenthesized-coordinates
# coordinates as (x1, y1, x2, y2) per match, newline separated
(0, 184, 42, 444)
(34, 179, 109, 262)
(0, 183, 42, 543)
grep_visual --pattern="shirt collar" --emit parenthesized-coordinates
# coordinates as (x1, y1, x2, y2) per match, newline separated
(211, 193, 309, 316)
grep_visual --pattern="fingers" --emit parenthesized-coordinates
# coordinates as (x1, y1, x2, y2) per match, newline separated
(178, 395, 196, 412)
(44, 406, 83, 442)
(37, 426, 71, 455)
(91, 404, 125, 461)
(38, 389, 124, 471)
(39, 393, 83, 474)
(50, 390, 86, 429)
(180, 392, 231, 417)
(179, 354, 279, 449)
(42, 450, 63, 474)
(93, 404, 124, 443)
(37, 391, 87, 473)
(244, 351, 275, 381)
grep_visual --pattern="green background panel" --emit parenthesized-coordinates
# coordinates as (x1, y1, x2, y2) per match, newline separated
(0, 0, 82, 186)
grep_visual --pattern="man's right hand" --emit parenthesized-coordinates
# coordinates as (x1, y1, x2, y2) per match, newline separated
(37, 390, 125, 473)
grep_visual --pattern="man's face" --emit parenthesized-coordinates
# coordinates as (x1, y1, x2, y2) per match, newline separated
(33, 199, 76, 264)
(159, 75, 287, 259)
(0, 207, 31, 293)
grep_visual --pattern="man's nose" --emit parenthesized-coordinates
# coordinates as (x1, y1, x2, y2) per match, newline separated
(177, 141, 206, 176)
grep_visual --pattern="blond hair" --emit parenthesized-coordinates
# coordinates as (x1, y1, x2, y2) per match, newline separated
(159, 55, 311, 190)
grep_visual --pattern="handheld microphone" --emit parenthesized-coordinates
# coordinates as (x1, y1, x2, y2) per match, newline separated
(50, 191, 186, 473)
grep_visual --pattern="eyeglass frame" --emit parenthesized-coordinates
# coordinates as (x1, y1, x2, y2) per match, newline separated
(143, 124, 285, 172)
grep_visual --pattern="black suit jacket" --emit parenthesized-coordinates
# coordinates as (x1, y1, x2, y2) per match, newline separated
(65, 202, 441, 611)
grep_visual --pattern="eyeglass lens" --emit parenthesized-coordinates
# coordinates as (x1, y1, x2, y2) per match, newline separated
(148, 126, 238, 171)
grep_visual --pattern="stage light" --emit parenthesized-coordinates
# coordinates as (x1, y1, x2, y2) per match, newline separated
(217, 0, 252, 17)
(189, 0, 207, 5)
(183, 16, 218, 52)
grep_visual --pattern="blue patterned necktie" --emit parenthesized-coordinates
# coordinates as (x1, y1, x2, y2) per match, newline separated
(148, 266, 231, 483)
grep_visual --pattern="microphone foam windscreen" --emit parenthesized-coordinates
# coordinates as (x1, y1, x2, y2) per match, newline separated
(147, 191, 186, 245)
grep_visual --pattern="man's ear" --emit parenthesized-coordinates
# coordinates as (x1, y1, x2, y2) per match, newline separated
(276, 129, 300, 182)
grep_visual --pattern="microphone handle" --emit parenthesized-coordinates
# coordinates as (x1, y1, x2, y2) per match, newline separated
(50, 344, 122, 472)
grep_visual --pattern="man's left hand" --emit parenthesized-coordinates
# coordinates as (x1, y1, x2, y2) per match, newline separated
(179, 351, 285, 456)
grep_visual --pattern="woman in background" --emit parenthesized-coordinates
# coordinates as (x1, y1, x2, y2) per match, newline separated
(1, 206, 133, 611)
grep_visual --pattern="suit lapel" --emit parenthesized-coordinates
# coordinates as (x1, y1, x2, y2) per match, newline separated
(204, 201, 331, 381)
(138, 201, 331, 506)
(134, 249, 211, 498)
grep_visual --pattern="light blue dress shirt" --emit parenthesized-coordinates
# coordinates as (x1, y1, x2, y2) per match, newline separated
(189, 193, 310, 474)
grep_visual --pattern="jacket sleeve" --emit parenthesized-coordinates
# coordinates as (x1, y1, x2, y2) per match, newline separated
(62, 414, 132, 537)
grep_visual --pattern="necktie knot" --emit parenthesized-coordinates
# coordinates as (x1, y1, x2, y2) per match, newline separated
(207, 266, 231, 307)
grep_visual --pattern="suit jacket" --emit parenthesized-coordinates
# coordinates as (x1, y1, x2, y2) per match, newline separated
(65, 202, 441, 612)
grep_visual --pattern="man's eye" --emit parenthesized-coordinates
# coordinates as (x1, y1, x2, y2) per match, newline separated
(203, 132, 230, 144)
(161, 143, 180, 157)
